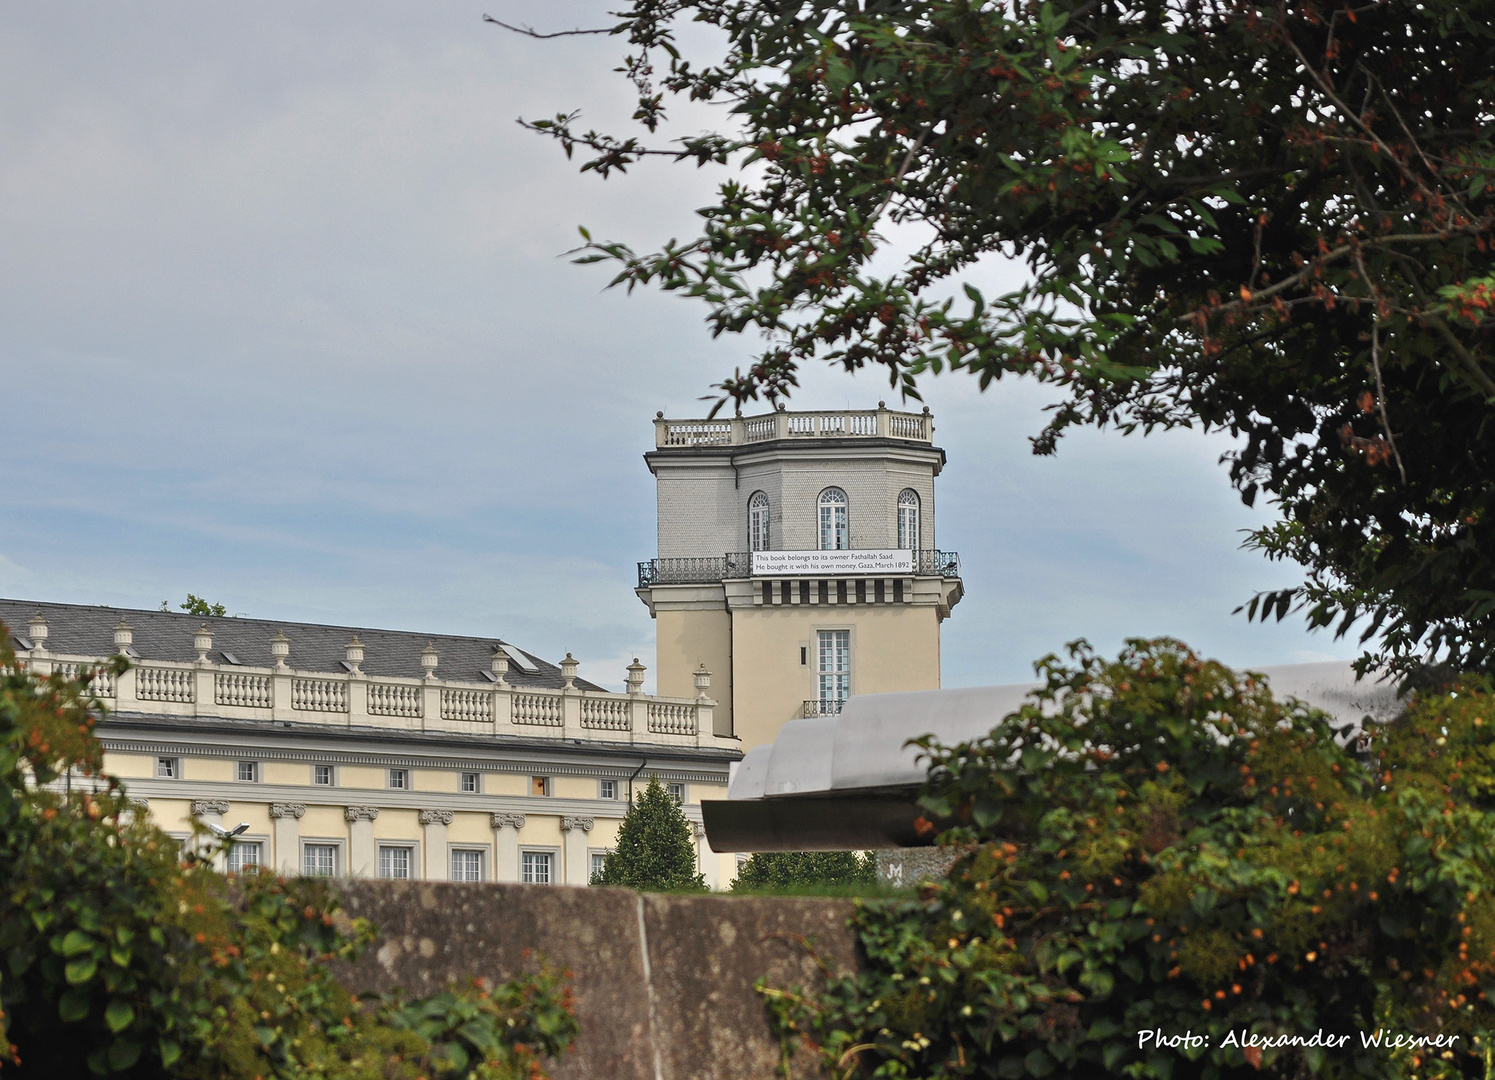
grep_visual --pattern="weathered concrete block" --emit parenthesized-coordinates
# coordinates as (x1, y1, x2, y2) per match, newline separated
(332, 882, 858, 1080)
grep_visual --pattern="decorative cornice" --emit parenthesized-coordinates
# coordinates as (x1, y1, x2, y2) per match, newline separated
(561, 816, 595, 833)
(191, 799, 229, 816)
(269, 802, 307, 820)
(344, 805, 380, 822)
(490, 812, 526, 830)
(418, 809, 454, 826)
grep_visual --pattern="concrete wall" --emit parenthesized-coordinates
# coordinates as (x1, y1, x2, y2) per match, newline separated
(332, 881, 858, 1080)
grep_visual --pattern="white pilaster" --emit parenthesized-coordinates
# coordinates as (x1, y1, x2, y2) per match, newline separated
(561, 816, 594, 886)
(345, 806, 379, 878)
(419, 809, 453, 881)
(490, 813, 524, 883)
(270, 802, 306, 875)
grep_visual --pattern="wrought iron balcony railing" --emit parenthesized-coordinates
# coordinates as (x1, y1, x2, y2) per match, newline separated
(638, 550, 960, 587)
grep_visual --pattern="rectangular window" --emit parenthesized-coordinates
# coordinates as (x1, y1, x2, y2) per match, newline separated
(303, 844, 336, 877)
(521, 851, 552, 884)
(388, 768, 408, 790)
(590, 852, 608, 882)
(817, 630, 851, 710)
(459, 772, 480, 794)
(530, 776, 550, 797)
(156, 756, 179, 779)
(451, 849, 482, 883)
(378, 846, 412, 880)
(598, 779, 617, 800)
(237, 760, 258, 783)
(313, 764, 334, 786)
(667, 782, 686, 806)
(227, 841, 262, 874)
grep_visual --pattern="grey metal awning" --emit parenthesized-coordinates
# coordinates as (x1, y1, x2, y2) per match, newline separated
(702, 662, 1404, 852)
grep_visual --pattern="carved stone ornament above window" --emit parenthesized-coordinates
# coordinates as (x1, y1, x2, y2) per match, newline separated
(269, 802, 307, 819)
(418, 809, 455, 826)
(191, 799, 230, 817)
(344, 805, 380, 822)
(490, 812, 526, 830)
(561, 816, 595, 832)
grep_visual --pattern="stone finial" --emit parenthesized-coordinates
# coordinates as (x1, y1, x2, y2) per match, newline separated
(344, 636, 364, 674)
(693, 664, 712, 700)
(193, 624, 213, 663)
(420, 642, 439, 679)
(113, 619, 134, 654)
(269, 802, 306, 820)
(878, 400, 887, 409)
(344, 805, 380, 823)
(191, 799, 230, 817)
(270, 631, 291, 670)
(625, 657, 646, 696)
(560, 652, 578, 690)
(27, 612, 48, 650)
(419, 809, 455, 826)
(561, 816, 595, 833)
(490, 812, 526, 831)
(490, 648, 510, 687)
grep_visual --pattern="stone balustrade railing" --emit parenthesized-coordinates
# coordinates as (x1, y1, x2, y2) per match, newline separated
(654, 404, 933, 448)
(19, 651, 721, 748)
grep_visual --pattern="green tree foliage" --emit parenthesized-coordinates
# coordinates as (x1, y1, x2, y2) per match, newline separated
(760, 639, 1495, 1078)
(0, 632, 577, 1079)
(592, 778, 706, 892)
(165, 595, 227, 617)
(521, 0, 1495, 675)
(732, 851, 877, 892)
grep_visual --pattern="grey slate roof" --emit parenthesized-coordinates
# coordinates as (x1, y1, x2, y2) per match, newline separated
(0, 598, 604, 692)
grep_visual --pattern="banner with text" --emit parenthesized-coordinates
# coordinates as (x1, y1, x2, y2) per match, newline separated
(750, 550, 914, 576)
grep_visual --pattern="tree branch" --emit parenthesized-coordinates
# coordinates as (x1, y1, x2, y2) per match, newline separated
(482, 14, 613, 38)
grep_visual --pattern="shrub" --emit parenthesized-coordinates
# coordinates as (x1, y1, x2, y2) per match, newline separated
(761, 639, 1495, 1079)
(732, 852, 877, 893)
(0, 631, 576, 1078)
(592, 778, 705, 892)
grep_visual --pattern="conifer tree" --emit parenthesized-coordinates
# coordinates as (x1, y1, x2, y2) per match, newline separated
(732, 851, 876, 892)
(592, 777, 706, 892)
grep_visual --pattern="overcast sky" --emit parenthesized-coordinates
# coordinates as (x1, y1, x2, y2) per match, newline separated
(0, 3, 1361, 691)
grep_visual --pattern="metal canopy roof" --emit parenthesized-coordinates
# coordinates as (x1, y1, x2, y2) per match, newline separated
(702, 662, 1404, 853)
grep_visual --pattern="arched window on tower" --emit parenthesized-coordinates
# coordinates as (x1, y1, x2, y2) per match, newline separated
(897, 489, 921, 550)
(748, 491, 770, 551)
(819, 487, 849, 550)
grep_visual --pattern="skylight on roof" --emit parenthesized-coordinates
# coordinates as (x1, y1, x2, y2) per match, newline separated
(498, 642, 539, 673)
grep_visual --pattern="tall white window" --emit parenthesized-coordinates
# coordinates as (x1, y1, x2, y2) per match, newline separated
(818, 488, 849, 550)
(748, 491, 770, 551)
(897, 489, 921, 550)
(227, 842, 262, 874)
(817, 630, 851, 711)
(521, 851, 553, 884)
(378, 846, 412, 880)
(590, 852, 608, 882)
(667, 782, 686, 805)
(303, 844, 336, 877)
(450, 849, 482, 882)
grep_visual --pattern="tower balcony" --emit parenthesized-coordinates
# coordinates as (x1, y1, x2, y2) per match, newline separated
(637, 550, 961, 587)
(654, 404, 933, 448)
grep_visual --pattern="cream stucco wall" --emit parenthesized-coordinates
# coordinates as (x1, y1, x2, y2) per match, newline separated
(728, 604, 942, 751)
(654, 605, 733, 735)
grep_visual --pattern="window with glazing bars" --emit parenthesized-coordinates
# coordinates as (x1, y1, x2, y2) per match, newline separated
(749, 491, 770, 551)
(521, 851, 552, 884)
(818, 630, 851, 709)
(303, 844, 336, 877)
(378, 846, 412, 880)
(897, 489, 920, 550)
(227, 842, 262, 874)
(451, 849, 482, 882)
(818, 488, 848, 550)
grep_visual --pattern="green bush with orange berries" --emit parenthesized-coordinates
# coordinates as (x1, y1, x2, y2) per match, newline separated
(761, 639, 1495, 1078)
(0, 631, 577, 1079)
